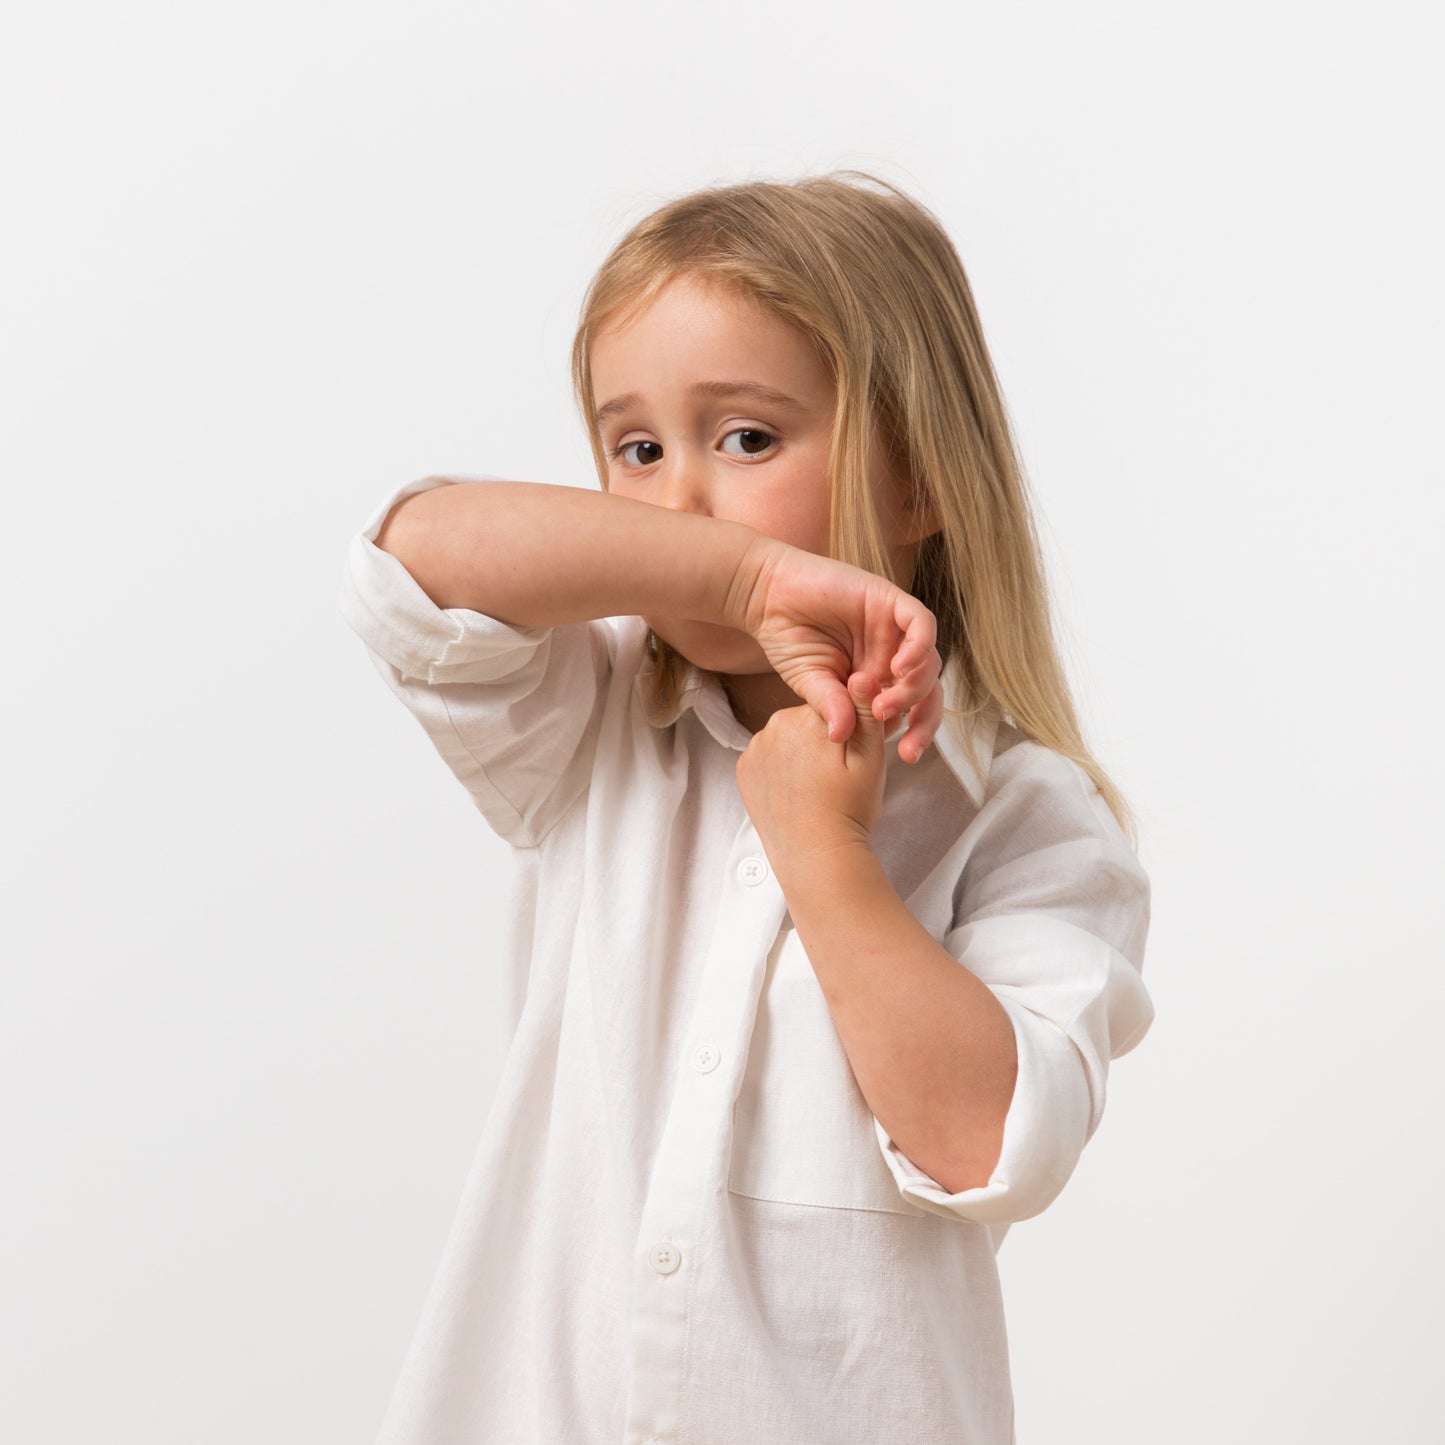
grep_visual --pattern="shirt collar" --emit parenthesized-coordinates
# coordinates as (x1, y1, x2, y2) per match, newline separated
(628, 618, 998, 810)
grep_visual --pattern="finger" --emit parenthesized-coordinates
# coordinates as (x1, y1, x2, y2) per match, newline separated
(816, 677, 856, 744)
(846, 673, 886, 764)
(896, 677, 945, 763)
(861, 667, 909, 738)
(887, 599, 937, 682)
(875, 643, 942, 720)
(858, 599, 902, 699)
(848, 669, 880, 715)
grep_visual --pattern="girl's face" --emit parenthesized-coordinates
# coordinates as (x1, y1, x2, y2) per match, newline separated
(590, 271, 912, 678)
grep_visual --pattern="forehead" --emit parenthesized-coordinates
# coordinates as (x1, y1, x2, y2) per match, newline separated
(595, 272, 771, 346)
(589, 274, 831, 400)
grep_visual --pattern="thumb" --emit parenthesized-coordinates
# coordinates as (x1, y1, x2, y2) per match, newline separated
(846, 672, 885, 748)
(847, 670, 878, 709)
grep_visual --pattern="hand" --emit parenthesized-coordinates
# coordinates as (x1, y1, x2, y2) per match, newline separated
(729, 536, 946, 762)
(736, 672, 903, 859)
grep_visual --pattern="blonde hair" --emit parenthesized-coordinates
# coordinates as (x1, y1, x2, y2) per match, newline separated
(569, 171, 1138, 848)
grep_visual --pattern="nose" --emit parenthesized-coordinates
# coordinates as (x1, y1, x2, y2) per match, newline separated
(654, 454, 711, 517)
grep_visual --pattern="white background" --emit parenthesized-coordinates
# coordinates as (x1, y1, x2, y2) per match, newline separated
(3, 2, 1441, 1441)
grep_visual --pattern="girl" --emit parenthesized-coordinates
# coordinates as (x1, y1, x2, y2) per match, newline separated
(339, 171, 1153, 1445)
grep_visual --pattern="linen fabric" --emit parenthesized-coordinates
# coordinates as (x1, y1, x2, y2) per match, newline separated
(338, 473, 1155, 1445)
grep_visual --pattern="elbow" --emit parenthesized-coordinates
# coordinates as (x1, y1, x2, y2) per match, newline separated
(940, 1017, 1019, 1193)
(371, 482, 484, 612)
(935, 1095, 1012, 1195)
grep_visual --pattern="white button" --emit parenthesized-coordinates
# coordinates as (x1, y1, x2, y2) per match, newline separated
(649, 1242, 681, 1275)
(692, 1040, 720, 1073)
(737, 855, 768, 886)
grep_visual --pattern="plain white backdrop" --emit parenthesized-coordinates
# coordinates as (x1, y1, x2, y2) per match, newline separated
(3, 1, 1441, 1440)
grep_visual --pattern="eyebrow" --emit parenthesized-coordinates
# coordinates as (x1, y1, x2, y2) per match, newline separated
(594, 380, 809, 428)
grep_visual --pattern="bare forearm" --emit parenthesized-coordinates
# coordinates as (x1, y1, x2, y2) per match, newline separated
(779, 840, 1018, 1194)
(373, 478, 766, 629)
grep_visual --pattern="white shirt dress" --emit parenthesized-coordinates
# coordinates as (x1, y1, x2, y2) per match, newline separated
(338, 473, 1155, 1445)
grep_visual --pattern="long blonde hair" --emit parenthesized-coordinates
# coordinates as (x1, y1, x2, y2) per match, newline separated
(569, 171, 1138, 847)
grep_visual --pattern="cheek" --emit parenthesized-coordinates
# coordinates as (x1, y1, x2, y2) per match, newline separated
(758, 494, 831, 556)
(788, 470, 835, 552)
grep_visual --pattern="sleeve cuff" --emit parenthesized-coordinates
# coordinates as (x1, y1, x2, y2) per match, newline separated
(873, 993, 1093, 1225)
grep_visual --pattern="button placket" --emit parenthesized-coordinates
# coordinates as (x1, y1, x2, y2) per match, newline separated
(622, 822, 786, 1445)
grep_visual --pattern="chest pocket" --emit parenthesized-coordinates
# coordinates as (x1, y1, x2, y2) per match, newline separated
(728, 924, 923, 1216)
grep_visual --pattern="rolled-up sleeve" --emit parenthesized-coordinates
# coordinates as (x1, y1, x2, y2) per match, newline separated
(338, 474, 618, 849)
(874, 742, 1154, 1226)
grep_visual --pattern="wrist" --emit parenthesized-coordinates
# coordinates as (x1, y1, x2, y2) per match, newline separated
(769, 822, 876, 891)
(718, 531, 790, 635)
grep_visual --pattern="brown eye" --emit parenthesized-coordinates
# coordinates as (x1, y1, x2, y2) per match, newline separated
(720, 428, 775, 458)
(615, 440, 663, 466)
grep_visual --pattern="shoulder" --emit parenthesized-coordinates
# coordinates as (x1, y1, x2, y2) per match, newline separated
(977, 725, 1141, 868)
(962, 730, 1151, 960)
(987, 723, 1092, 798)
(988, 721, 1104, 807)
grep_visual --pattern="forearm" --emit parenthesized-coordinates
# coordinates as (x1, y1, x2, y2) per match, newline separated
(779, 840, 1018, 1194)
(373, 478, 766, 629)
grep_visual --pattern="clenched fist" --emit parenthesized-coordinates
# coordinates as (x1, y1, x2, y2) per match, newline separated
(736, 672, 906, 868)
